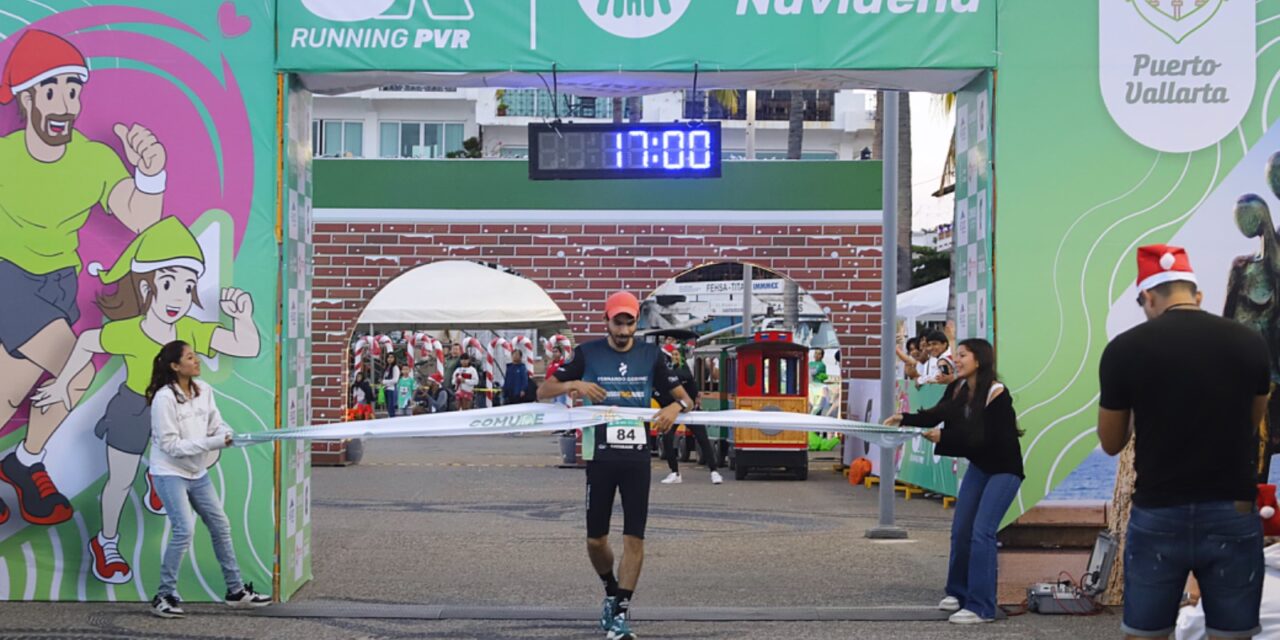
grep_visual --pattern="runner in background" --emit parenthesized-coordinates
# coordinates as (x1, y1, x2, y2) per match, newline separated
(657, 343, 723, 486)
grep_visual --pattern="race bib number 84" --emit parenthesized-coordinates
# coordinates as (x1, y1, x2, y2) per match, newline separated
(605, 419, 644, 446)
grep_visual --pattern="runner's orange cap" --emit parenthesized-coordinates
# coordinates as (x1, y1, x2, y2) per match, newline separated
(605, 292, 640, 320)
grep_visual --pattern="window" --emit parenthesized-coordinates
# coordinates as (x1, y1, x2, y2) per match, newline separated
(684, 90, 836, 121)
(312, 119, 363, 158)
(379, 84, 456, 92)
(502, 89, 620, 119)
(379, 121, 466, 158)
(499, 146, 529, 159)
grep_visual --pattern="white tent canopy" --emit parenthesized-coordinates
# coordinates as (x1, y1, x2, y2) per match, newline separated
(897, 277, 949, 325)
(356, 260, 568, 329)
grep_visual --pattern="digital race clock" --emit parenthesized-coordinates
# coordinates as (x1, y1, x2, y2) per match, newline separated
(528, 122, 721, 181)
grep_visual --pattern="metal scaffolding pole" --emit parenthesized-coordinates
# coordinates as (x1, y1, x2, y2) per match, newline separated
(867, 91, 908, 540)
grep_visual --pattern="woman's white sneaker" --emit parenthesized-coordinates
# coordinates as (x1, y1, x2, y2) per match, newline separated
(660, 472, 682, 484)
(225, 582, 271, 608)
(948, 609, 992, 624)
(938, 596, 961, 612)
(710, 471, 724, 485)
(150, 594, 184, 618)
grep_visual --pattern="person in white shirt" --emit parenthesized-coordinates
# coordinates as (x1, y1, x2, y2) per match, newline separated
(917, 330, 956, 386)
(381, 352, 401, 418)
(452, 353, 479, 410)
(144, 340, 270, 618)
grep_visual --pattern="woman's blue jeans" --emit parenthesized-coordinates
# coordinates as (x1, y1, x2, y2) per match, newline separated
(946, 464, 1022, 619)
(151, 473, 244, 598)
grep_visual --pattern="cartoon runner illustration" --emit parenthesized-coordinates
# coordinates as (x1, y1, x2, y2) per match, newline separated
(0, 29, 166, 526)
(31, 217, 258, 584)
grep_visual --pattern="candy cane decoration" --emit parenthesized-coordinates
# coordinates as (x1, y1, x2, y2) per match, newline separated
(551, 334, 572, 361)
(414, 332, 446, 378)
(513, 335, 536, 362)
(373, 335, 394, 365)
(353, 335, 371, 369)
(463, 337, 495, 398)
(542, 334, 572, 361)
(490, 337, 514, 384)
(430, 336, 445, 378)
(404, 331, 417, 370)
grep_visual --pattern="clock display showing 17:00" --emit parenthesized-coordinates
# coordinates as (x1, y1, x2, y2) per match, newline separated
(528, 122, 721, 180)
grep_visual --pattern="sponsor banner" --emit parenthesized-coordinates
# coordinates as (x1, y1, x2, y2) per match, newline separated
(0, 1, 278, 601)
(236, 404, 925, 448)
(1099, 0, 1254, 152)
(278, 0, 996, 72)
(996, 1, 1280, 524)
(895, 381, 967, 496)
(277, 77, 314, 601)
(953, 71, 993, 342)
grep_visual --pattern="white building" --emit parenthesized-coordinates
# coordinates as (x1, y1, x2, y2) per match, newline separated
(912, 225, 953, 252)
(311, 86, 877, 161)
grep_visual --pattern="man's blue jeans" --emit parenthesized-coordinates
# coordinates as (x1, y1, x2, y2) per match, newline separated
(1123, 501, 1263, 638)
(947, 464, 1022, 619)
(151, 473, 244, 598)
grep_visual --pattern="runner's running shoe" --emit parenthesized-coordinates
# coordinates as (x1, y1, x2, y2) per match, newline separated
(606, 612, 637, 640)
(600, 596, 617, 631)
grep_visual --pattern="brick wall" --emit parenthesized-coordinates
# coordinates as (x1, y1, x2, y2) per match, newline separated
(310, 221, 883, 423)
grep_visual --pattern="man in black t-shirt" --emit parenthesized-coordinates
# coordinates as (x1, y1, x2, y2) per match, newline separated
(1098, 244, 1268, 639)
(656, 343, 723, 485)
(538, 292, 691, 640)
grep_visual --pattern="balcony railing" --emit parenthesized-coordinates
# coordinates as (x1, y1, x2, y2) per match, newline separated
(683, 90, 836, 122)
(379, 85, 457, 92)
(499, 89, 630, 119)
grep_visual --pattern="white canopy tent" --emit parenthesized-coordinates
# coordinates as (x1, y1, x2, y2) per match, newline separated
(896, 277, 949, 326)
(356, 260, 567, 329)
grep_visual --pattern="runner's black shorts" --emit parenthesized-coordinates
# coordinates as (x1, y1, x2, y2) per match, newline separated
(585, 459, 651, 539)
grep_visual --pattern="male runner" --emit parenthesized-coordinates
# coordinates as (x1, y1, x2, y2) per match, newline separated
(539, 291, 692, 640)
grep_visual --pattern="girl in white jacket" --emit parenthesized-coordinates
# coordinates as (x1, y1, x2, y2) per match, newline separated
(144, 340, 270, 618)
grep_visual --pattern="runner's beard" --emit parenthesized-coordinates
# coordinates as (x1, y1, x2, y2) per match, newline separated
(29, 102, 74, 146)
(609, 331, 633, 350)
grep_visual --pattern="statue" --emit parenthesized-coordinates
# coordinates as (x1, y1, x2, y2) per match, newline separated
(1223, 151, 1280, 481)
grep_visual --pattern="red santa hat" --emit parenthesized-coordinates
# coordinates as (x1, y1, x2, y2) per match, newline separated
(660, 344, 679, 359)
(0, 30, 89, 105)
(1136, 244, 1197, 292)
(428, 372, 444, 385)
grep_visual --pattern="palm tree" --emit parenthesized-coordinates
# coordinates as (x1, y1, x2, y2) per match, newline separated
(709, 90, 740, 117)
(933, 93, 958, 320)
(1102, 439, 1136, 605)
(787, 91, 805, 160)
(873, 91, 914, 292)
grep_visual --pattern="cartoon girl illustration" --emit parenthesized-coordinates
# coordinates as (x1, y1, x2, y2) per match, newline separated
(32, 216, 259, 585)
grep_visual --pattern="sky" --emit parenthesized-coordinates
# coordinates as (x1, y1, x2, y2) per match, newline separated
(909, 92, 957, 232)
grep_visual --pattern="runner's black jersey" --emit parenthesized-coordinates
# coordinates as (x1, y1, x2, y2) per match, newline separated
(554, 339, 677, 461)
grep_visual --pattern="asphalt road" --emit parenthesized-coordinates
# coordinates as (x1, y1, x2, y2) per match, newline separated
(0, 435, 1121, 639)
